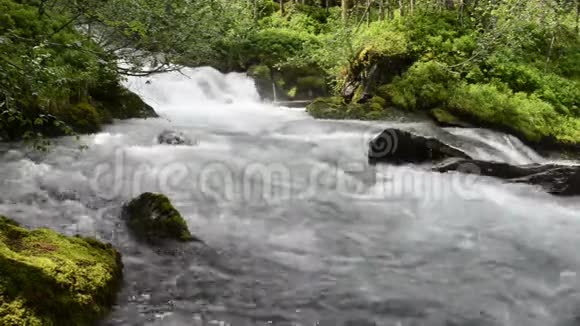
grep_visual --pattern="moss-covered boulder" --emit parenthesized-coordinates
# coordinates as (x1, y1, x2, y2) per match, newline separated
(306, 96, 391, 120)
(123, 193, 197, 243)
(60, 102, 102, 134)
(430, 108, 472, 128)
(89, 83, 158, 120)
(0, 216, 122, 325)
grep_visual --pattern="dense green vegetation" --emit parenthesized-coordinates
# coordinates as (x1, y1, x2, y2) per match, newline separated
(0, 216, 122, 325)
(191, 0, 580, 149)
(2, 0, 580, 149)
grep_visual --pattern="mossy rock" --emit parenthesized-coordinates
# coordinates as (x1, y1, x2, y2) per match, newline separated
(306, 97, 347, 119)
(60, 102, 102, 134)
(110, 89, 158, 119)
(0, 216, 122, 325)
(306, 96, 390, 120)
(430, 108, 471, 128)
(123, 193, 196, 243)
(90, 83, 157, 120)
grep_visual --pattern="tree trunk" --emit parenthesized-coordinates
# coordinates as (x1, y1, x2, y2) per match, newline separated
(342, 0, 348, 23)
(446, 0, 455, 10)
(399, 0, 404, 16)
(280, 0, 285, 15)
(409, 0, 414, 15)
(367, 0, 372, 25)
(379, 0, 385, 20)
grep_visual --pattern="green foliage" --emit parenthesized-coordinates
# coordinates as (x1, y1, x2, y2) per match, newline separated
(0, 0, 155, 144)
(245, 27, 319, 67)
(123, 193, 194, 243)
(398, 10, 478, 65)
(386, 61, 457, 110)
(448, 83, 580, 144)
(0, 216, 122, 325)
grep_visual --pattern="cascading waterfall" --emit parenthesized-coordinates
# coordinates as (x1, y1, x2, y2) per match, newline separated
(1, 67, 579, 326)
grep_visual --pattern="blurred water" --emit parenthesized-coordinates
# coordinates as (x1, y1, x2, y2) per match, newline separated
(1, 67, 580, 326)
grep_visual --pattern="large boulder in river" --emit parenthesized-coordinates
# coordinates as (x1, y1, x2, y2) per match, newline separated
(157, 130, 193, 145)
(368, 129, 471, 164)
(123, 193, 198, 243)
(433, 158, 580, 196)
(0, 216, 122, 325)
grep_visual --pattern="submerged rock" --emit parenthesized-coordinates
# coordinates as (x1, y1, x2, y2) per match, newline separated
(433, 158, 580, 196)
(0, 216, 122, 325)
(123, 193, 198, 243)
(157, 130, 194, 145)
(368, 128, 471, 164)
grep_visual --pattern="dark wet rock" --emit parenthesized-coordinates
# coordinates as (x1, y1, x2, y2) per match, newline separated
(368, 128, 472, 165)
(157, 130, 193, 145)
(433, 158, 580, 196)
(122, 192, 200, 243)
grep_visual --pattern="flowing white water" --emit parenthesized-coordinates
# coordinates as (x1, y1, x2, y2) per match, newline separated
(1, 67, 580, 326)
(445, 128, 547, 165)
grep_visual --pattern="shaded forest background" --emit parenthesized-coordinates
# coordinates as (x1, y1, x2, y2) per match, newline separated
(1, 0, 580, 148)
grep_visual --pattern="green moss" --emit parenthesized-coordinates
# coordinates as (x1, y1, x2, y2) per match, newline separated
(352, 85, 365, 103)
(60, 102, 101, 134)
(306, 96, 390, 120)
(368, 96, 387, 111)
(110, 89, 157, 120)
(123, 193, 194, 243)
(375, 84, 391, 102)
(0, 216, 122, 325)
(90, 83, 158, 120)
(430, 108, 469, 127)
(306, 97, 346, 119)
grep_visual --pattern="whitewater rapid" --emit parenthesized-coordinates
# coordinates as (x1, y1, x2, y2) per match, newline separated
(1, 67, 580, 326)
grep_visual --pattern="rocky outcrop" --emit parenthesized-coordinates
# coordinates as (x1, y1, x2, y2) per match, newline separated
(433, 158, 580, 196)
(91, 83, 158, 120)
(0, 216, 122, 325)
(157, 130, 194, 145)
(368, 129, 471, 164)
(123, 193, 199, 243)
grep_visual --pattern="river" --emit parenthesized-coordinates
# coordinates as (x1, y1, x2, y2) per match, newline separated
(1, 67, 580, 326)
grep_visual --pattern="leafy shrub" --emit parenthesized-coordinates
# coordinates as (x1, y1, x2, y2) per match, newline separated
(241, 28, 319, 67)
(396, 10, 477, 65)
(386, 61, 457, 110)
(353, 21, 408, 58)
(448, 83, 580, 144)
